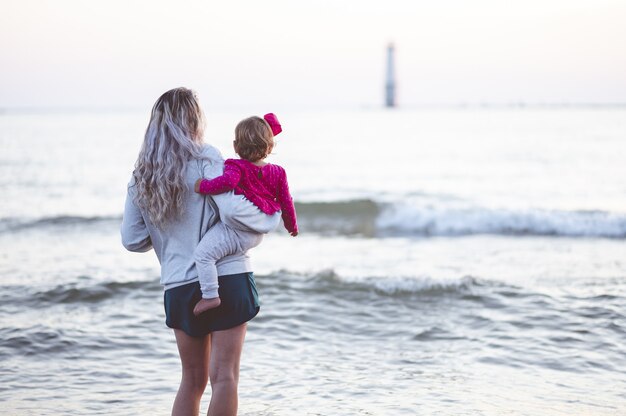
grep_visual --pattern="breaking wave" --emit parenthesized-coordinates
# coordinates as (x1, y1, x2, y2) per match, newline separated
(0, 215, 120, 233)
(295, 200, 626, 238)
(304, 269, 481, 295)
(2, 199, 625, 238)
(375, 203, 626, 238)
(0, 279, 161, 307)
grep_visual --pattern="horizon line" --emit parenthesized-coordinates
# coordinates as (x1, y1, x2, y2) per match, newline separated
(1, 101, 626, 115)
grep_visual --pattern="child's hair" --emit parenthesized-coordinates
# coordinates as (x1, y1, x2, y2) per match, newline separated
(234, 116, 274, 162)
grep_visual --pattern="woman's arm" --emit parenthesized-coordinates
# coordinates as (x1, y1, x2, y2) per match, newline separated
(121, 184, 153, 252)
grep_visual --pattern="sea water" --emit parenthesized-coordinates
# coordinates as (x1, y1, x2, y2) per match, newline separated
(0, 107, 625, 415)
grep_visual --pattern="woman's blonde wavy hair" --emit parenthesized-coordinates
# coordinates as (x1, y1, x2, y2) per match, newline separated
(132, 87, 205, 228)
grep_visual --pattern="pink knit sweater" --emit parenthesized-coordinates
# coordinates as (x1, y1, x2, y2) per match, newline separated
(197, 159, 298, 234)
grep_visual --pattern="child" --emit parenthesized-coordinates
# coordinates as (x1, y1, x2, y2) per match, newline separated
(192, 113, 298, 315)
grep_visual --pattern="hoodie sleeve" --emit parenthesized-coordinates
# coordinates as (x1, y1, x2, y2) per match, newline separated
(121, 183, 153, 252)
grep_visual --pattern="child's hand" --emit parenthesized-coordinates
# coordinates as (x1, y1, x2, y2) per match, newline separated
(194, 178, 204, 193)
(290, 230, 298, 237)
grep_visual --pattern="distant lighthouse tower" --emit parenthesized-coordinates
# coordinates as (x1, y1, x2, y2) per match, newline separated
(385, 43, 396, 108)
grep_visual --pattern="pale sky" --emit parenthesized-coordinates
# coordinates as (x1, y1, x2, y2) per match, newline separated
(1, 0, 625, 110)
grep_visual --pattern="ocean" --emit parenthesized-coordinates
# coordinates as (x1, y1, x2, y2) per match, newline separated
(1, 107, 625, 415)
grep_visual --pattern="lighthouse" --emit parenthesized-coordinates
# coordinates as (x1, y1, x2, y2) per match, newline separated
(385, 43, 396, 108)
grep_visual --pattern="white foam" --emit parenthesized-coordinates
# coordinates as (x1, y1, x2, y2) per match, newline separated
(376, 203, 626, 238)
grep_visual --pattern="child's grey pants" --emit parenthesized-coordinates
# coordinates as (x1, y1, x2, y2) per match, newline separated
(194, 222, 263, 299)
(195, 192, 281, 299)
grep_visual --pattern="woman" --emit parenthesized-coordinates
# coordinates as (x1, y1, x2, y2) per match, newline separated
(121, 88, 275, 415)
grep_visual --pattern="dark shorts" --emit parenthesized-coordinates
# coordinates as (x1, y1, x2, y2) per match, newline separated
(164, 272, 260, 337)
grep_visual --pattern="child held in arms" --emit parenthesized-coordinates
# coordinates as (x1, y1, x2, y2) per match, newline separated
(193, 113, 298, 315)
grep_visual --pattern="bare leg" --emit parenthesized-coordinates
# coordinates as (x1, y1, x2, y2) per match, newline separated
(171, 329, 211, 416)
(208, 323, 247, 416)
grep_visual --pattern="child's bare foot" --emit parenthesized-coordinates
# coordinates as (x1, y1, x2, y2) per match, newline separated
(193, 297, 221, 315)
